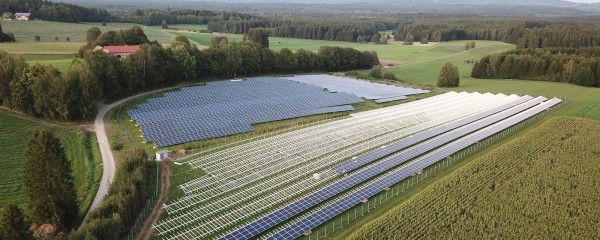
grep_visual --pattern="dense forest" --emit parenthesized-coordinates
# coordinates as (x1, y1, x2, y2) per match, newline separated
(208, 20, 397, 42)
(0, 0, 111, 22)
(471, 47, 600, 87)
(119, 9, 256, 26)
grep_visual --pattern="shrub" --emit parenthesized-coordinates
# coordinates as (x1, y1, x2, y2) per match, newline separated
(66, 36, 71, 42)
(34, 36, 40, 42)
(369, 65, 383, 79)
(384, 72, 398, 80)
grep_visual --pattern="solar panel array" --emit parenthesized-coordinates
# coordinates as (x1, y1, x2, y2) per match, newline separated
(285, 75, 430, 103)
(128, 77, 365, 147)
(150, 92, 560, 240)
(266, 97, 562, 240)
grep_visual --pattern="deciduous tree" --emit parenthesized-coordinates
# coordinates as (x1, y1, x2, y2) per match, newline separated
(0, 203, 34, 240)
(437, 62, 460, 87)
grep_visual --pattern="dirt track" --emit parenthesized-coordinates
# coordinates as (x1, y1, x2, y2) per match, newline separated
(136, 163, 171, 240)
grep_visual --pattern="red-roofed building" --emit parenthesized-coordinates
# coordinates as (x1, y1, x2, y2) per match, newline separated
(14, 13, 30, 21)
(102, 45, 140, 59)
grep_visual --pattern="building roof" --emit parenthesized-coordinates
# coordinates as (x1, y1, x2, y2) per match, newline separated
(102, 45, 140, 55)
(14, 13, 30, 17)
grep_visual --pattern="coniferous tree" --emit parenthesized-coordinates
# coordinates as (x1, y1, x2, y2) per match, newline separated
(0, 203, 34, 240)
(438, 62, 460, 87)
(23, 129, 79, 230)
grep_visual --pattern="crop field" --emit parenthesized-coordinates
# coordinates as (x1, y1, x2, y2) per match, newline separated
(348, 116, 600, 239)
(0, 110, 101, 221)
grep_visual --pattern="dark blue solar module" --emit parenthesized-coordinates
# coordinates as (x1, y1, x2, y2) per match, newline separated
(220, 97, 556, 240)
(128, 77, 367, 147)
(331, 95, 535, 174)
(374, 96, 408, 103)
(267, 98, 562, 240)
(285, 75, 430, 103)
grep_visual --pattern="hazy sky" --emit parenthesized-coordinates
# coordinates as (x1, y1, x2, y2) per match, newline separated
(565, 0, 600, 2)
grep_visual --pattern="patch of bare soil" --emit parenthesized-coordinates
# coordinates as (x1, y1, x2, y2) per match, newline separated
(379, 59, 409, 67)
(136, 163, 171, 240)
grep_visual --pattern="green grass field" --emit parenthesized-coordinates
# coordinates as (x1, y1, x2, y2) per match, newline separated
(0, 110, 101, 223)
(0, 21, 178, 55)
(348, 116, 600, 239)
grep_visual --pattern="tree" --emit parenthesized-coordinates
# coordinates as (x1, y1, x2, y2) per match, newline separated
(247, 28, 269, 48)
(437, 62, 460, 87)
(470, 41, 476, 49)
(465, 43, 471, 51)
(210, 36, 228, 48)
(371, 33, 381, 44)
(404, 33, 414, 45)
(384, 72, 398, 80)
(571, 65, 596, 87)
(0, 51, 28, 103)
(96, 31, 121, 47)
(66, 36, 71, 42)
(55, 36, 59, 42)
(123, 26, 149, 45)
(0, 203, 34, 240)
(23, 129, 79, 229)
(34, 35, 40, 42)
(86, 27, 102, 46)
(64, 61, 101, 120)
(161, 19, 168, 29)
(369, 65, 383, 78)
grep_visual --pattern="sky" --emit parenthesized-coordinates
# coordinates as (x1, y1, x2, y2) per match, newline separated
(565, 0, 600, 2)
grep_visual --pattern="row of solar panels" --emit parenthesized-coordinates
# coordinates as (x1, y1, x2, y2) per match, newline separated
(128, 77, 368, 147)
(220, 97, 561, 240)
(285, 75, 430, 102)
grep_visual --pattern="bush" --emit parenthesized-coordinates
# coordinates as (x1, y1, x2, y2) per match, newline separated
(66, 36, 71, 42)
(369, 65, 383, 79)
(55, 36, 59, 42)
(437, 62, 460, 87)
(34, 36, 40, 42)
(384, 72, 398, 80)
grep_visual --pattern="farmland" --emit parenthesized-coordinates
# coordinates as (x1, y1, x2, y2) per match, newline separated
(0, 110, 102, 221)
(348, 116, 600, 239)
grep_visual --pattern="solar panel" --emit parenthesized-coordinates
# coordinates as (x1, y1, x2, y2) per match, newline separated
(267, 98, 562, 240)
(127, 76, 386, 147)
(284, 75, 430, 103)
(220, 97, 558, 240)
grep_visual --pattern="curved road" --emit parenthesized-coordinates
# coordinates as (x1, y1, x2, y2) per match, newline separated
(81, 88, 177, 229)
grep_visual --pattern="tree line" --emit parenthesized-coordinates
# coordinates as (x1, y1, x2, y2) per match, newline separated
(394, 17, 600, 49)
(1, 27, 379, 121)
(207, 19, 396, 43)
(119, 8, 256, 26)
(0, 0, 112, 23)
(73, 149, 150, 240)
(471, 47, 600, 87)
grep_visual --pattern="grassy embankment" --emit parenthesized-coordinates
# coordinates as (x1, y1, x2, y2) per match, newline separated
(0, 110, 102, 225)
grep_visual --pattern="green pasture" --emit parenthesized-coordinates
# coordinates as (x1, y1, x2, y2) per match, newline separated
(381, 43, 600, 120)
(0, 110, 101, 223)
(147, 24, 208, 32)
(0, 20, 178, 55)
